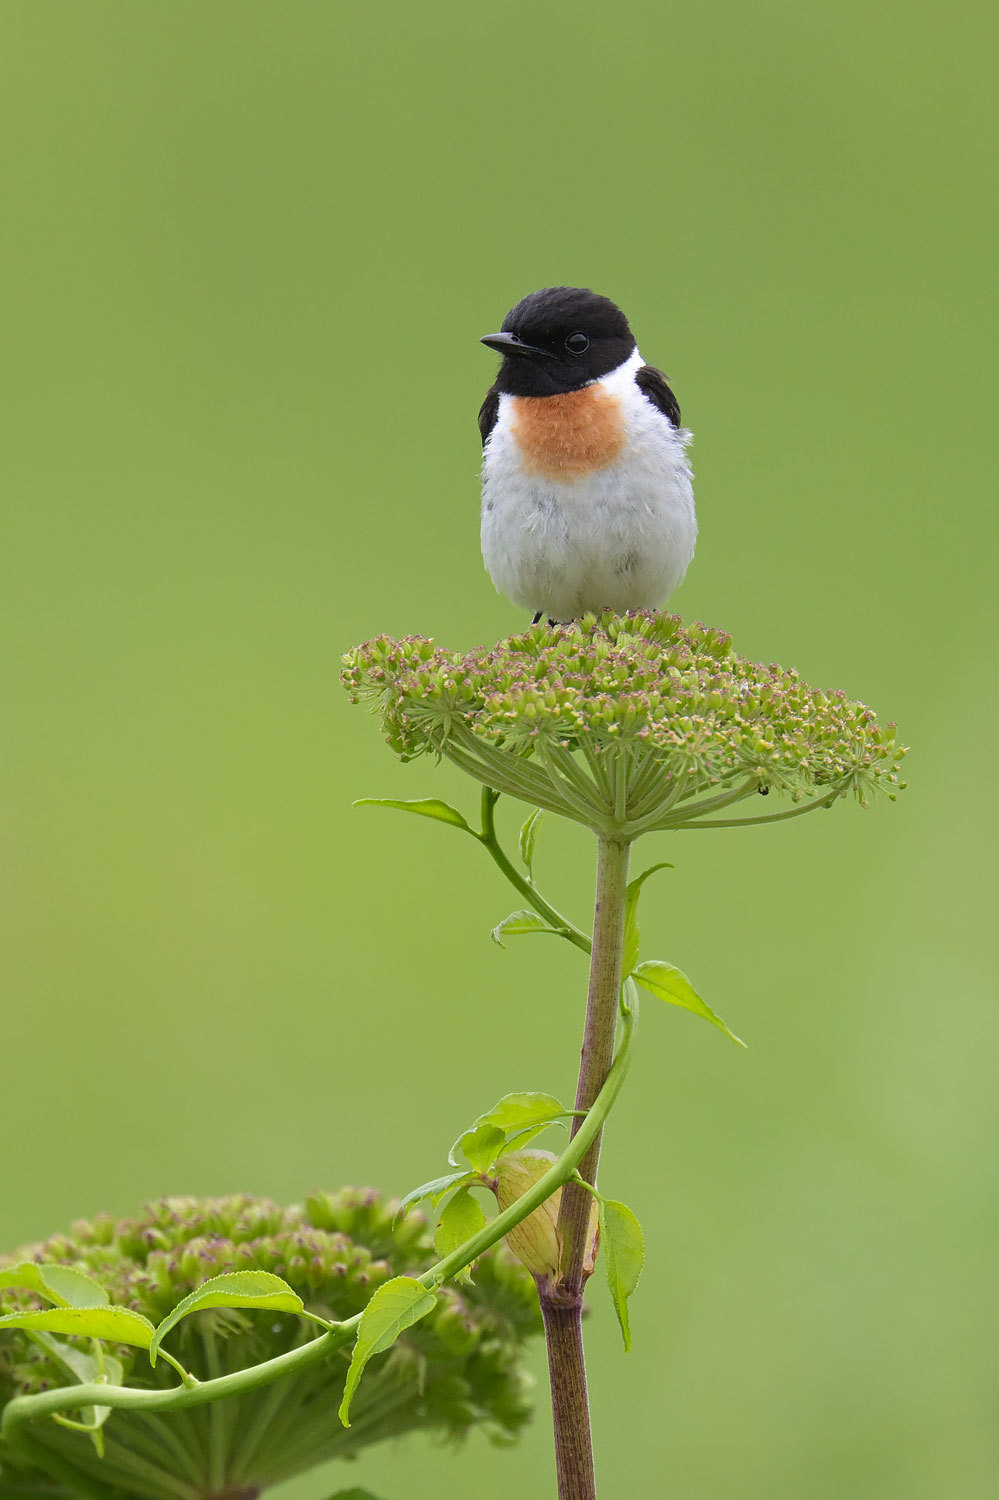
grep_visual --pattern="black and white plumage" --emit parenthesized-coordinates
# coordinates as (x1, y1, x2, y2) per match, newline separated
(478, 287, 696, 623)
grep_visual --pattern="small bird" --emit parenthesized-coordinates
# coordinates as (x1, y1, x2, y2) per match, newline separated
(479, 286, 696, 623)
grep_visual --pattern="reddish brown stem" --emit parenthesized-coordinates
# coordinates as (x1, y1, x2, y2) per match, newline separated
(542, 834, 631, 1499)
(539, 1293, 596, 1500)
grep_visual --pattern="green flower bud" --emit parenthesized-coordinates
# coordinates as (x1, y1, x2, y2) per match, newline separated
(493, 1151, 564, 1279)
(492, 1152, 599, 1285)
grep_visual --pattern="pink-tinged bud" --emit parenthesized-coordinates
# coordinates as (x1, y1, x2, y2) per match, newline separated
(492, 1151, 563, 1279)
(492, 1152, 599, 1283)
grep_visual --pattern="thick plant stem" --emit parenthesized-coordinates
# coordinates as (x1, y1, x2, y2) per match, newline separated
(542, 833, 632, 1500)
(558, 834, 631, 1287)
(539, 1297, 594, 1500)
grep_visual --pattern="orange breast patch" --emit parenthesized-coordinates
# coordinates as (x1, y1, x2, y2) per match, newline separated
(511, 386, 625, 479)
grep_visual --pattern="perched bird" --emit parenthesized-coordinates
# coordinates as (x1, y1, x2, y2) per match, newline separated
(479, 286, 696, 623)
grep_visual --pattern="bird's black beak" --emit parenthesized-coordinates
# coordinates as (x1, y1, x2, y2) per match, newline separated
(479, 331, 554, 358)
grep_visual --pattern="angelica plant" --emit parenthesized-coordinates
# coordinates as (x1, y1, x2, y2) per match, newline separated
(0, 610, 905, 1500)
(340, 610, 906, 1500)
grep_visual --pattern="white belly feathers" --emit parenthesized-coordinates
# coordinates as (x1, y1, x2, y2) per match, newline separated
(480, 350, 696, 622)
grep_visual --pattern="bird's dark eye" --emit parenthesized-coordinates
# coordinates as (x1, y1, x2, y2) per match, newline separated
(565, 332, 589, 354)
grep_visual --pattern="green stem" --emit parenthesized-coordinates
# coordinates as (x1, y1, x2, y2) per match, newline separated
(202, 1331, 228, 1494)
(674, 784, 846, 829)
(656, 776, 759, 827)
(1, 1425, 112, 1500)
(223, 1373, 290, 1485)
(447, 727, 578, 815)
(133, 1412, 204, 1486)
(478, 788, 591, 955)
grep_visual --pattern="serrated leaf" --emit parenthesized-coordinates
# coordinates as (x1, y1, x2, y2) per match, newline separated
(491, 909, 563, 947)
(455, 1123, 506, 1173)
(395, 1169, 474, 1221)
(622, 862, 674, 976)
(633, 960, 746, 1047)
(447, 1093, 572, 1169)
(149, 1272, 303, 1367)
(353, 797, 472, 833)
(338, 1277, 437, 1426)
(0, 1306, 154, 1348)
(433, 1188, 487, 1281)
(0, 1263, 110, 1309)
(475, 1091, 571, 1133)
(519, 808, 545, 876)
(598, 1199, 645, 1351)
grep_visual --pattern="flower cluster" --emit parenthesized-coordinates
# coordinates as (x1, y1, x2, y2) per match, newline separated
(342, 612, 906, 834)
(0, 1191, 541, 1499)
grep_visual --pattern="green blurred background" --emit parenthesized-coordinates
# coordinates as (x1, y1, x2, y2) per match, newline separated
(2, 2, 995, 1496)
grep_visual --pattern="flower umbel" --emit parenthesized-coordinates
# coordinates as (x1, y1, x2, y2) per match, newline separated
(342, 612, 907, 836)
(0, 1192, 541, 1499)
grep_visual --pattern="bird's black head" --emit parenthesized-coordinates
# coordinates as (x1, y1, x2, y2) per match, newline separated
(480, 287, 636, 397)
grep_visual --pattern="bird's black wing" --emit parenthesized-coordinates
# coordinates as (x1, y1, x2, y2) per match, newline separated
(634, 364, 681, 427)
(478, 382, 501, 448)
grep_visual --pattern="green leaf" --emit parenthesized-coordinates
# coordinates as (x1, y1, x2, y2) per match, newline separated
(395, 1169, 474, 1220)
(454, 1123, 506, 1173)
(28, 1330, 122, 1389)
(353, 797, 472, 833)
(28, 1332, 123, 1457)
(149, 1272, 303, 1367)
(0, 1263, 110, 1309)
(598, 1199, 645, 1351)
(433, 1187, 488, 1281)
(519, 808, 545, 876)
(633, 960, 746, 1047)
(0, 1306, 154, 1348)
(491, 909, 564, 947)
(447, 1092, 573, 1168)
(474, 1091, 571, 1133)
(622, 862, 674, 976)
(338, 1277, 437, 1426)
(497, 1121, 563, 1156)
